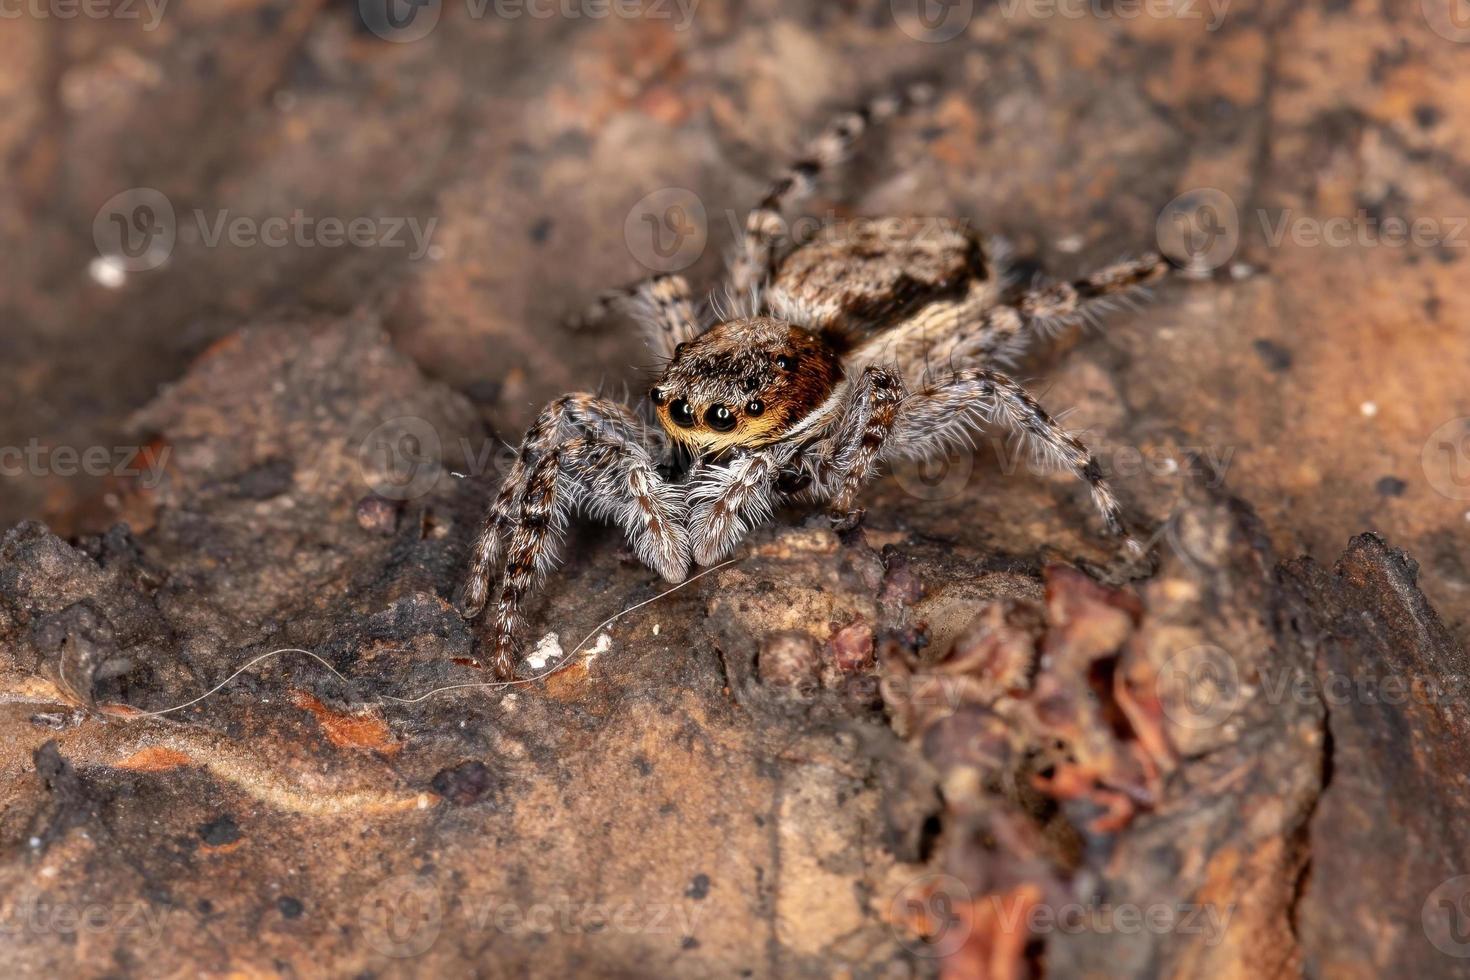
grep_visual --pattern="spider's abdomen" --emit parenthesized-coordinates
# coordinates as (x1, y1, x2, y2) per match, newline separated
(767, 217, 991, 345)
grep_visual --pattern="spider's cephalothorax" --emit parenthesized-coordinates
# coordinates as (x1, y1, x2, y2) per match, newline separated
(459, 81, 1177, 679)
(651, 318, 844, 454)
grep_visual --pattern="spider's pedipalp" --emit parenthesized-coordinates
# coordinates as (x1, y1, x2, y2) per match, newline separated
(687, 443, 799, 566)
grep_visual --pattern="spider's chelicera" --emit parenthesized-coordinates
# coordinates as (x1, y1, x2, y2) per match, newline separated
(460, 81, 1175, 679)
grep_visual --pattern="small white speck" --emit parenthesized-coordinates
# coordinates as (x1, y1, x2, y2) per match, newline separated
(652, 623, 661, 636)
(527, 632, 563, 670)
(1229, 262, 1255, 280)
(1159, 457, 1179, 475)
(28, 837, 41, 849)
(88, 256, 128, 289)
(1360, 401, 1378, 418)
(1055, 234, 1084, 254)
(584, 633, 613, 666)
(426, 244, 446, 261)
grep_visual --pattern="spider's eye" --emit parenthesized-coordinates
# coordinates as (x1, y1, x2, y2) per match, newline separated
(706, 404, 737, 432)
(669, 398, 696, 428)
(649, 388, 667, 406)
(745, 399, 764, 417)
(775, 353, 798, 371)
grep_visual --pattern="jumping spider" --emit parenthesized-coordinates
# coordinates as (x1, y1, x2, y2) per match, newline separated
(460, 82, 1174, 679)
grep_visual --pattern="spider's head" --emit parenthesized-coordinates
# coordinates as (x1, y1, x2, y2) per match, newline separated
(649, 317, 843, 453)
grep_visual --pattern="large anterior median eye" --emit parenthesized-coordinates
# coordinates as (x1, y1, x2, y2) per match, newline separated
(706, 404, 737, 432)
(669, 398, 696, 428)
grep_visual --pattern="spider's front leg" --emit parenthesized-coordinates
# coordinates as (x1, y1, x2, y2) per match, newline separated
(460, 395, 689, 679)
(817, 367, 1137, 547)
